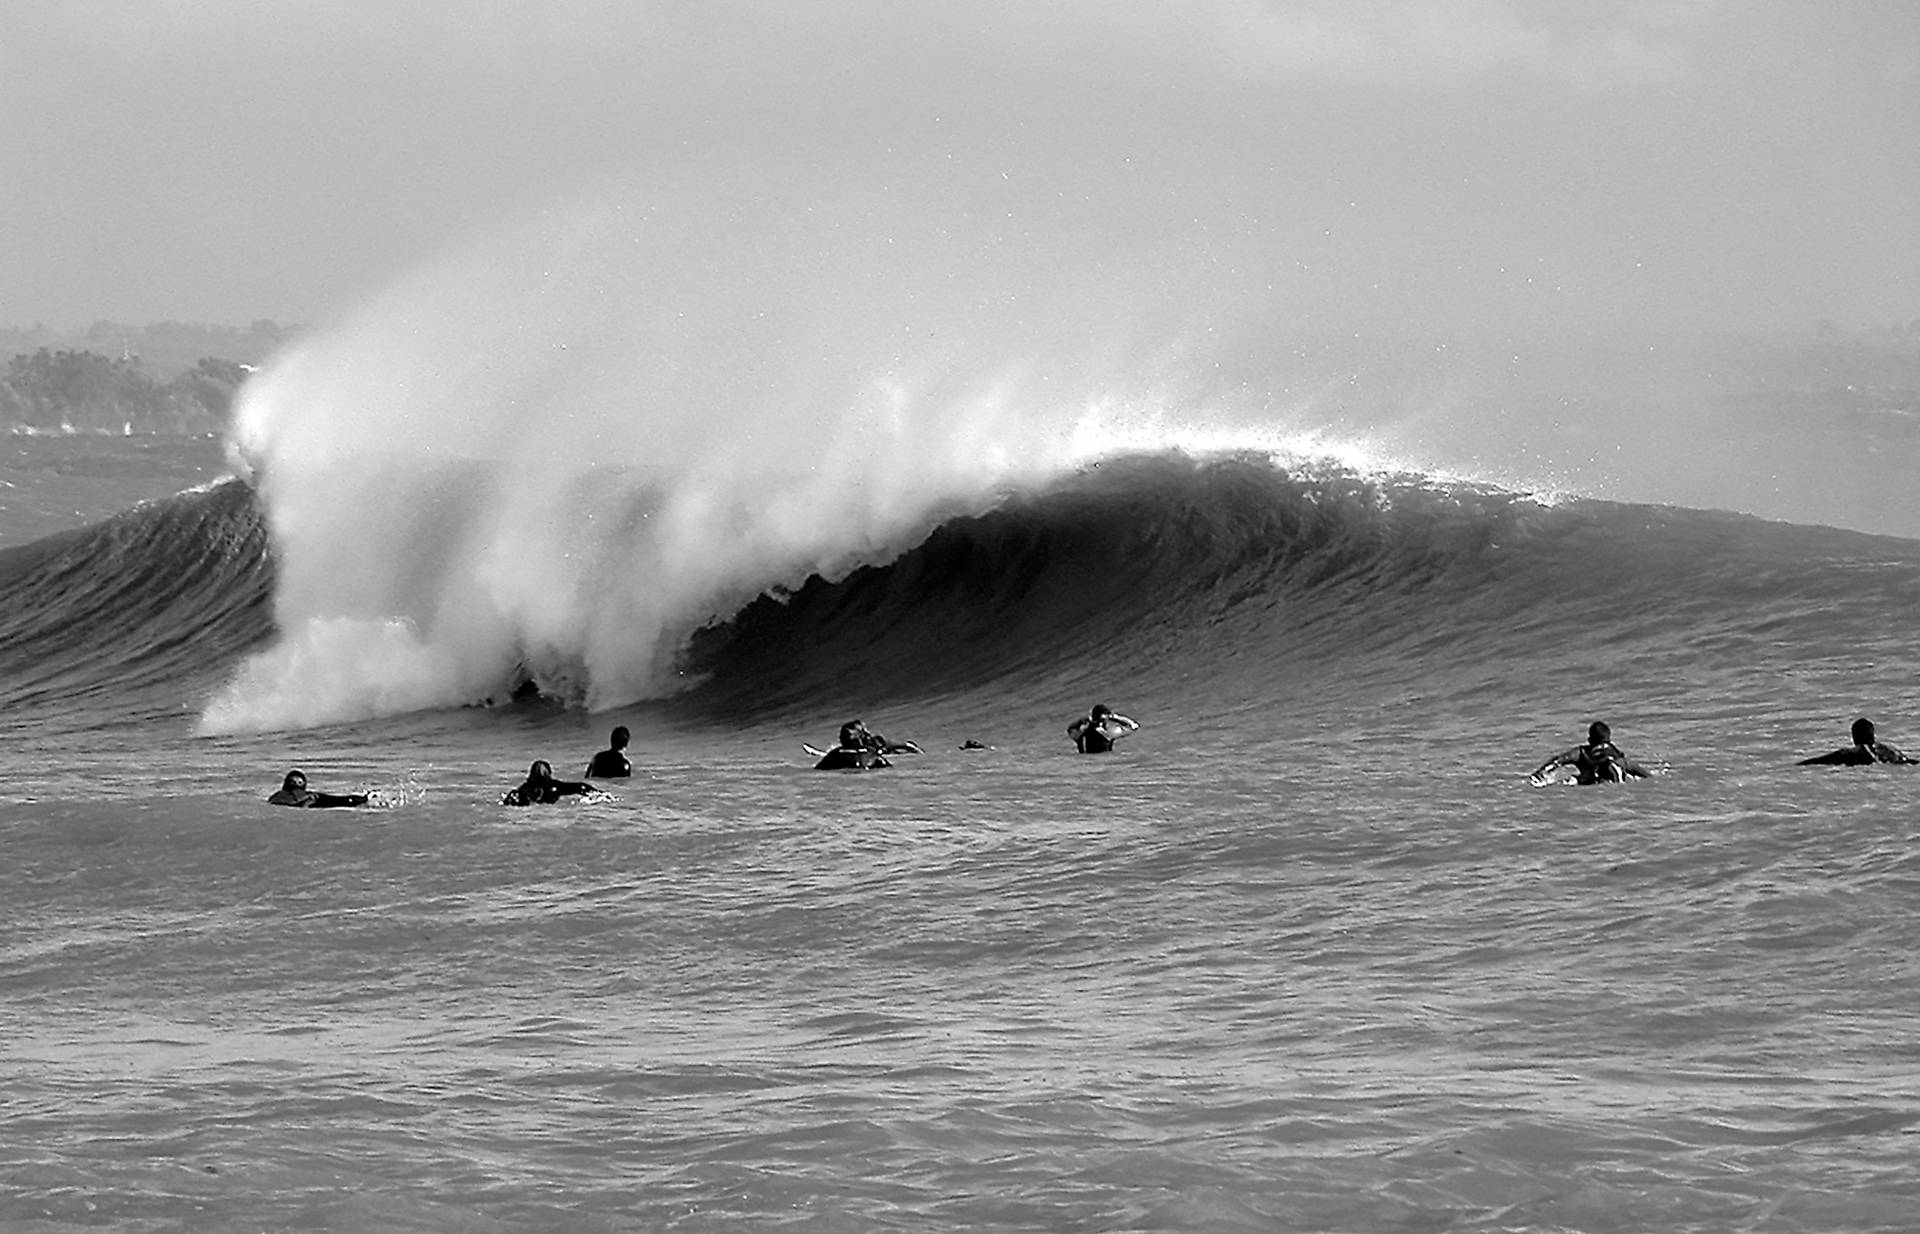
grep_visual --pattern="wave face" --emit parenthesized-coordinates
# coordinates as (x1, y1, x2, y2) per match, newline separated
(11, 447, 1920, 745)
(677, 452, 1920, 730)
(0, 478, 272, 736)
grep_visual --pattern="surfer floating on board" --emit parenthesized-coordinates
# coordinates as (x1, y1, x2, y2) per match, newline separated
(267, 769, 370, 809)
(1798, 717, 1917, 765)
(501, 760, 600, 805)
(1068, 703, 1139, 754)
(1529, 721, 1655, 785)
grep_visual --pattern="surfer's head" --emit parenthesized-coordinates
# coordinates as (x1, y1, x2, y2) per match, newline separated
(609, 726, 630, 750)
(1587, 721, 1611, 745)
(528, 760, 554, 781)
(1091, 704, 1112, 720)
(282, 769, 307, 793)
(1851, 717, 1876, 746)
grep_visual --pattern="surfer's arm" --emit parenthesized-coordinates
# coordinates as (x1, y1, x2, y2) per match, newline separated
(1530, 747, 1578, 777)
(269, 788, 347, 807)
(1520, 748, 1582, 779)
(1108, 714, 1139, 734)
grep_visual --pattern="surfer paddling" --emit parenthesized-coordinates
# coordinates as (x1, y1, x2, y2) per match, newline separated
(812, 719, 920, 770)
(267, 769, 369, 809)
(1529, 721, 1655, 785)
(501, 760, 600, 806)
(1798, 717, 1917, 766)
(1068, 703, 1139, 754)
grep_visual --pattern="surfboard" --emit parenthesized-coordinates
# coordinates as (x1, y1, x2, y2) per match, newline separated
(805, 741, 919, 757)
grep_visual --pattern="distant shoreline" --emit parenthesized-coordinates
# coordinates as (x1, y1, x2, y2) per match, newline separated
(0, 320, 303, 377)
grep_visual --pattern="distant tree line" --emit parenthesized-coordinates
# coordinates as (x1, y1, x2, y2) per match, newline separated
(1, 348, 252, 435)
(0, 319, 295, 374)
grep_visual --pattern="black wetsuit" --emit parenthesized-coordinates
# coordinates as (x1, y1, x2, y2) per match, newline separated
(1070, 715, 1131, 753)
(585, 749, 631, 778)
(1075, 724, 1116, 754)
(1541, 742, 1647, 784)
(814, 743, 890, 771)
(1799, 742, 1916, 766)
(268, 789, 368, 808)
(502, 778, 597, 806)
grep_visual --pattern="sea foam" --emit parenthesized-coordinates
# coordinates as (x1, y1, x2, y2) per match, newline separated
(200, 167, 1325, 732)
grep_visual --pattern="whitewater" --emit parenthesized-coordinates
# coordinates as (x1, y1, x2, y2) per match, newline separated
(6, 184, 1920, 1230)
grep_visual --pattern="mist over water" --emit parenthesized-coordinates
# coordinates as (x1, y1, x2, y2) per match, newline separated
(202, 159, 1323, 732)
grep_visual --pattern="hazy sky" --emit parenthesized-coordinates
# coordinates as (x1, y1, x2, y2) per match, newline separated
(2, 0, 1915, 337)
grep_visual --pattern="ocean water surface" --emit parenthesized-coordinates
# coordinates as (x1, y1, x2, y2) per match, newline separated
(5, 396, 1920, 1231)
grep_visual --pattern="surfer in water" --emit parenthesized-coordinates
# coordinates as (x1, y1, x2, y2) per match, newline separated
(1798, 717, 1917, 765)
(585, 726, 632, 778)
(812, 719, 921, 770)
(501, 760, 599, 806)
(1068, 703, 1139, 754)
(267, 769, 369, 809)
(1530, 721, 1654, 784)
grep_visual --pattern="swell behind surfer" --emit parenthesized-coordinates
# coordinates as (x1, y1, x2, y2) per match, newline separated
(267, 769, 369, 809)
(1530, 721, 1655, 784)
(1798, 717, 1917, 765)
(1068, 703, 1139, 754)
(502, 760, 599, 806)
